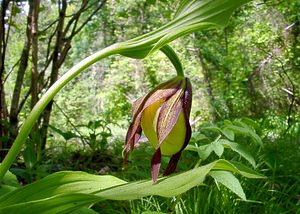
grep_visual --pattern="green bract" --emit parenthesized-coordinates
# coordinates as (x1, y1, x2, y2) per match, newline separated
(124, 77, 192, 183)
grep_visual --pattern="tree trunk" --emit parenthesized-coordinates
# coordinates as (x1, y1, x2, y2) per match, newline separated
(29, 0, 41, 160)
(8, 3, 33, 150)
(40, 0, 67, 151)
(0, 0, 10, 159)
(31, 0, 40, 109)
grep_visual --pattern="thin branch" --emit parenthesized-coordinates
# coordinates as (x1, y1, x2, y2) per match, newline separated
(17, 87, 31, 114)
(53, 101, 87, 145)
(3, 58, 20, 83)
(40, 18, 60, 34)
(70, 0, 106, 38)
(60, 0, 106, 67)
(63, 0, 89, 37)
(45, 21, 59, 62)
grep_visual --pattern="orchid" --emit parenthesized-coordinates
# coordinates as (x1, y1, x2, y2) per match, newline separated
(124, 76, 192, 183)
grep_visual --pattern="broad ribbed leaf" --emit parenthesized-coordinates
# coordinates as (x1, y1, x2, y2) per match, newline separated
(221, 127, 235, 141)
(0, 172, 126, 205)
(210, 171, 246, 200)
(0, 159, 263, 213)
(201, 126, 234, 141)
(118, 0, 251, 58)
(0, 193, 100, 214)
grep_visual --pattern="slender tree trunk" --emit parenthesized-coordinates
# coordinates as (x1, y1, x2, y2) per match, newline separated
(29, 0, 41, 160)
(40, 0, 67, 150)
(0, 0, 10, 159)
(8, 4, 33, 148)
(31, 0, 40, 109)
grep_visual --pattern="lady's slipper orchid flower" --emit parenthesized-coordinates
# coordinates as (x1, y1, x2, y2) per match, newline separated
(124, 76, 192, 183)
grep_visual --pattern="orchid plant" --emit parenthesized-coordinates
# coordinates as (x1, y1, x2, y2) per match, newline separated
(0, 0, 264, 213)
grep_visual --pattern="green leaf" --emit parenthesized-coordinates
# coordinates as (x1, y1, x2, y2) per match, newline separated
(213, 160, 266, 179)
(191, 132, 208, 141)
(0, 185, 18, 196)
(1, 170, 19, 188)
(118, 0, 251, 58)
(201, 126, 221, 133)
(0, 170, 19, 196)
(0, 162, 214, 213)
(0, 193, 100, 214)
(0, 172, 127, 206)
(211, 141, 224, 157)
(49, 125, 78, 141)
(226, 125, 263, 146)
(221, 127, 235, 141)
(0, 160, 263, 213)
(210, 171, 246, 200)
(220, 139, 256, 167)
(185, 144, 214, 160)
(202, 126, 235, 141)
(23, 144, 37, 169)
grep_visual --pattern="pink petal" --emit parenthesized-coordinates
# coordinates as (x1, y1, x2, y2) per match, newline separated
(151, 148, 162, 183)
(183, 78, 192, 116)
(163, 151, 182, 176)
(163, 78, 193, 176)
(156, 90, 183, 146)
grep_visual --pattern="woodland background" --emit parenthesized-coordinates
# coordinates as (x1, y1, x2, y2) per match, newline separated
(0, 0, 299, 213)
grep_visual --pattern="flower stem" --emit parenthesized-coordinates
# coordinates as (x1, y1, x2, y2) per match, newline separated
(0, 44, 118, 181)
(160, 45, 184, 77)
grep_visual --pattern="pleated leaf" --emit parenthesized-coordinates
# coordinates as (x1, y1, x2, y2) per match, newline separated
(118, 0, 251, 58)
(0, 160, 264, 214)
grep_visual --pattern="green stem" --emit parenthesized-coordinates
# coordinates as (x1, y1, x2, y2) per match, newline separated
(160, 45, 184, 77)
(0, 44, 118, 181)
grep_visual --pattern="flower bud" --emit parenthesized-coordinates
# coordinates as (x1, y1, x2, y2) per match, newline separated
(124, 76, 192, 183)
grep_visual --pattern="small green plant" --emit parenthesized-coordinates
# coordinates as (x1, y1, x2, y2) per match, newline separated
(50, 119, 112, 153)
(187, 118, 262, 167)
(80, 120, 112, 152)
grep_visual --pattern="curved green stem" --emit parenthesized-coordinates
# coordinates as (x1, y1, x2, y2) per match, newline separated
(0, 44, 118, 181)
(160, 45, 184, 77)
